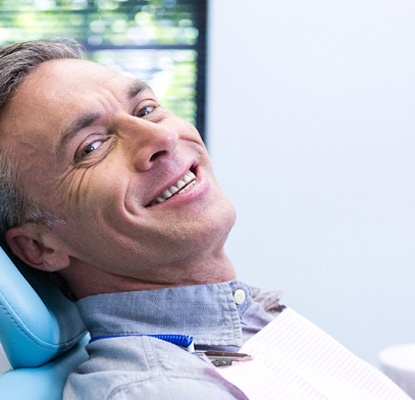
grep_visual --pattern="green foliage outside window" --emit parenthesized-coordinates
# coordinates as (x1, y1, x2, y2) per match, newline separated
(0, 0, 205, 127)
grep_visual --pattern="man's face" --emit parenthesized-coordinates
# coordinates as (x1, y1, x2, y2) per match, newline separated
(1, 59, 236, 285)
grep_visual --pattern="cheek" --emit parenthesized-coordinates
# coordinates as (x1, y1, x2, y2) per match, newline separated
(50, 175, 131, 257)
(180, 122, 205, 144)
(59, 166, 127, 226)
(163, 114, 204, 143)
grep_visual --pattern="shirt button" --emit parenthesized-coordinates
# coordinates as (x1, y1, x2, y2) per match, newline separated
(233, 289, 246, 305)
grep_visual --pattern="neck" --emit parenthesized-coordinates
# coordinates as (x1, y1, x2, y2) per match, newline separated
(59, 249, 236, 299)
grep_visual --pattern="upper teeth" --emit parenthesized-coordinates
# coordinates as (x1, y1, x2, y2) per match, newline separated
(151, 170, 196, 205)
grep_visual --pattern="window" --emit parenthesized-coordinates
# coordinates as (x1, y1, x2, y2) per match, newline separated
(0, 0, 207, 139)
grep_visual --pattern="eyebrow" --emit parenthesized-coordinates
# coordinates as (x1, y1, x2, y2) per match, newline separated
(56, 111, 101, 162)
(56, 80, 151, 162)
(128, 79, 151, 99)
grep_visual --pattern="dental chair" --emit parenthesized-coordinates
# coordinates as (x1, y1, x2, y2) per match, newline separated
(0, 244, 88, 399)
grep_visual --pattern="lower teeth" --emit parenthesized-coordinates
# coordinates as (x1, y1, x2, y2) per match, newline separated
(179, 180, 196, 194)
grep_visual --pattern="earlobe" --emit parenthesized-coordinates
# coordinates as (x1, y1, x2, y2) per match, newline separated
(5, 225, 70, 272)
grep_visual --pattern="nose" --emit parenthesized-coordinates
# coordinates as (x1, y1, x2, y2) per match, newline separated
(124, 117, 179, 171)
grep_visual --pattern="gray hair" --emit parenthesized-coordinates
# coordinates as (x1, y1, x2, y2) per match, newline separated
(0, 39, 83, 237)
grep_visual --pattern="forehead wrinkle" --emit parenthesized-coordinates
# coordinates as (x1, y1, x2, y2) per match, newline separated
(56, 111, 101, 162)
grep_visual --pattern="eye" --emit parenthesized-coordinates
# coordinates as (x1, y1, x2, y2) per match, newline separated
(75, 139, 104, 162)
(81, 140, 102, 156)
(137, 105, 155, 118)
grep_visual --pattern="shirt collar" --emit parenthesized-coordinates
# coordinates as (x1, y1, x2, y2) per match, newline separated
(76, 281, 253, 349)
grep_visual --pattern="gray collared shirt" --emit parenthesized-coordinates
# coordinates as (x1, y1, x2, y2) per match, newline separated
(63, 281, 283, 399)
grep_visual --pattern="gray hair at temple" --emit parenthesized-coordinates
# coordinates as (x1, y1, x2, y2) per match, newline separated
(0, 39, 83, 238)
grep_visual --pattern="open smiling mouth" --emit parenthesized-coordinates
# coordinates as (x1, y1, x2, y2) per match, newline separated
(146, 169, 197, 207)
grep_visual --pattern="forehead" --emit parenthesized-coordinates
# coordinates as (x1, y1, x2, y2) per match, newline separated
(1, 59, 148, 139)
(16, 58, 137, 107)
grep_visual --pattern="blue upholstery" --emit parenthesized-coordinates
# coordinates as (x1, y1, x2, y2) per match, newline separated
(0, 245, 88, 398)
(0, 336, 89, 399)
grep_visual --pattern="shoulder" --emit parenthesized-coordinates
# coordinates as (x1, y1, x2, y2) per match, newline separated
(63, 336, 247, 400)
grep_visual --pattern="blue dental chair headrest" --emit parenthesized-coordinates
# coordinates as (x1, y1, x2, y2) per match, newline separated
(0, 243, 88, 399)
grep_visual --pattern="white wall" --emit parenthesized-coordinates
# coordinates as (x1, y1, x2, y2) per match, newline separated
(207, 0, 415, 366)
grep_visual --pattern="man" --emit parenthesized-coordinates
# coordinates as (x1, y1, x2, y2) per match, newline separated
(0, 39, 410, 399)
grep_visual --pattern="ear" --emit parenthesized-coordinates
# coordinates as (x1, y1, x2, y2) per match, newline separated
(5, 224, 70, 272)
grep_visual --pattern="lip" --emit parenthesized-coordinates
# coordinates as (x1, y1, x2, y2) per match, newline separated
(145, 164, 199, 207)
